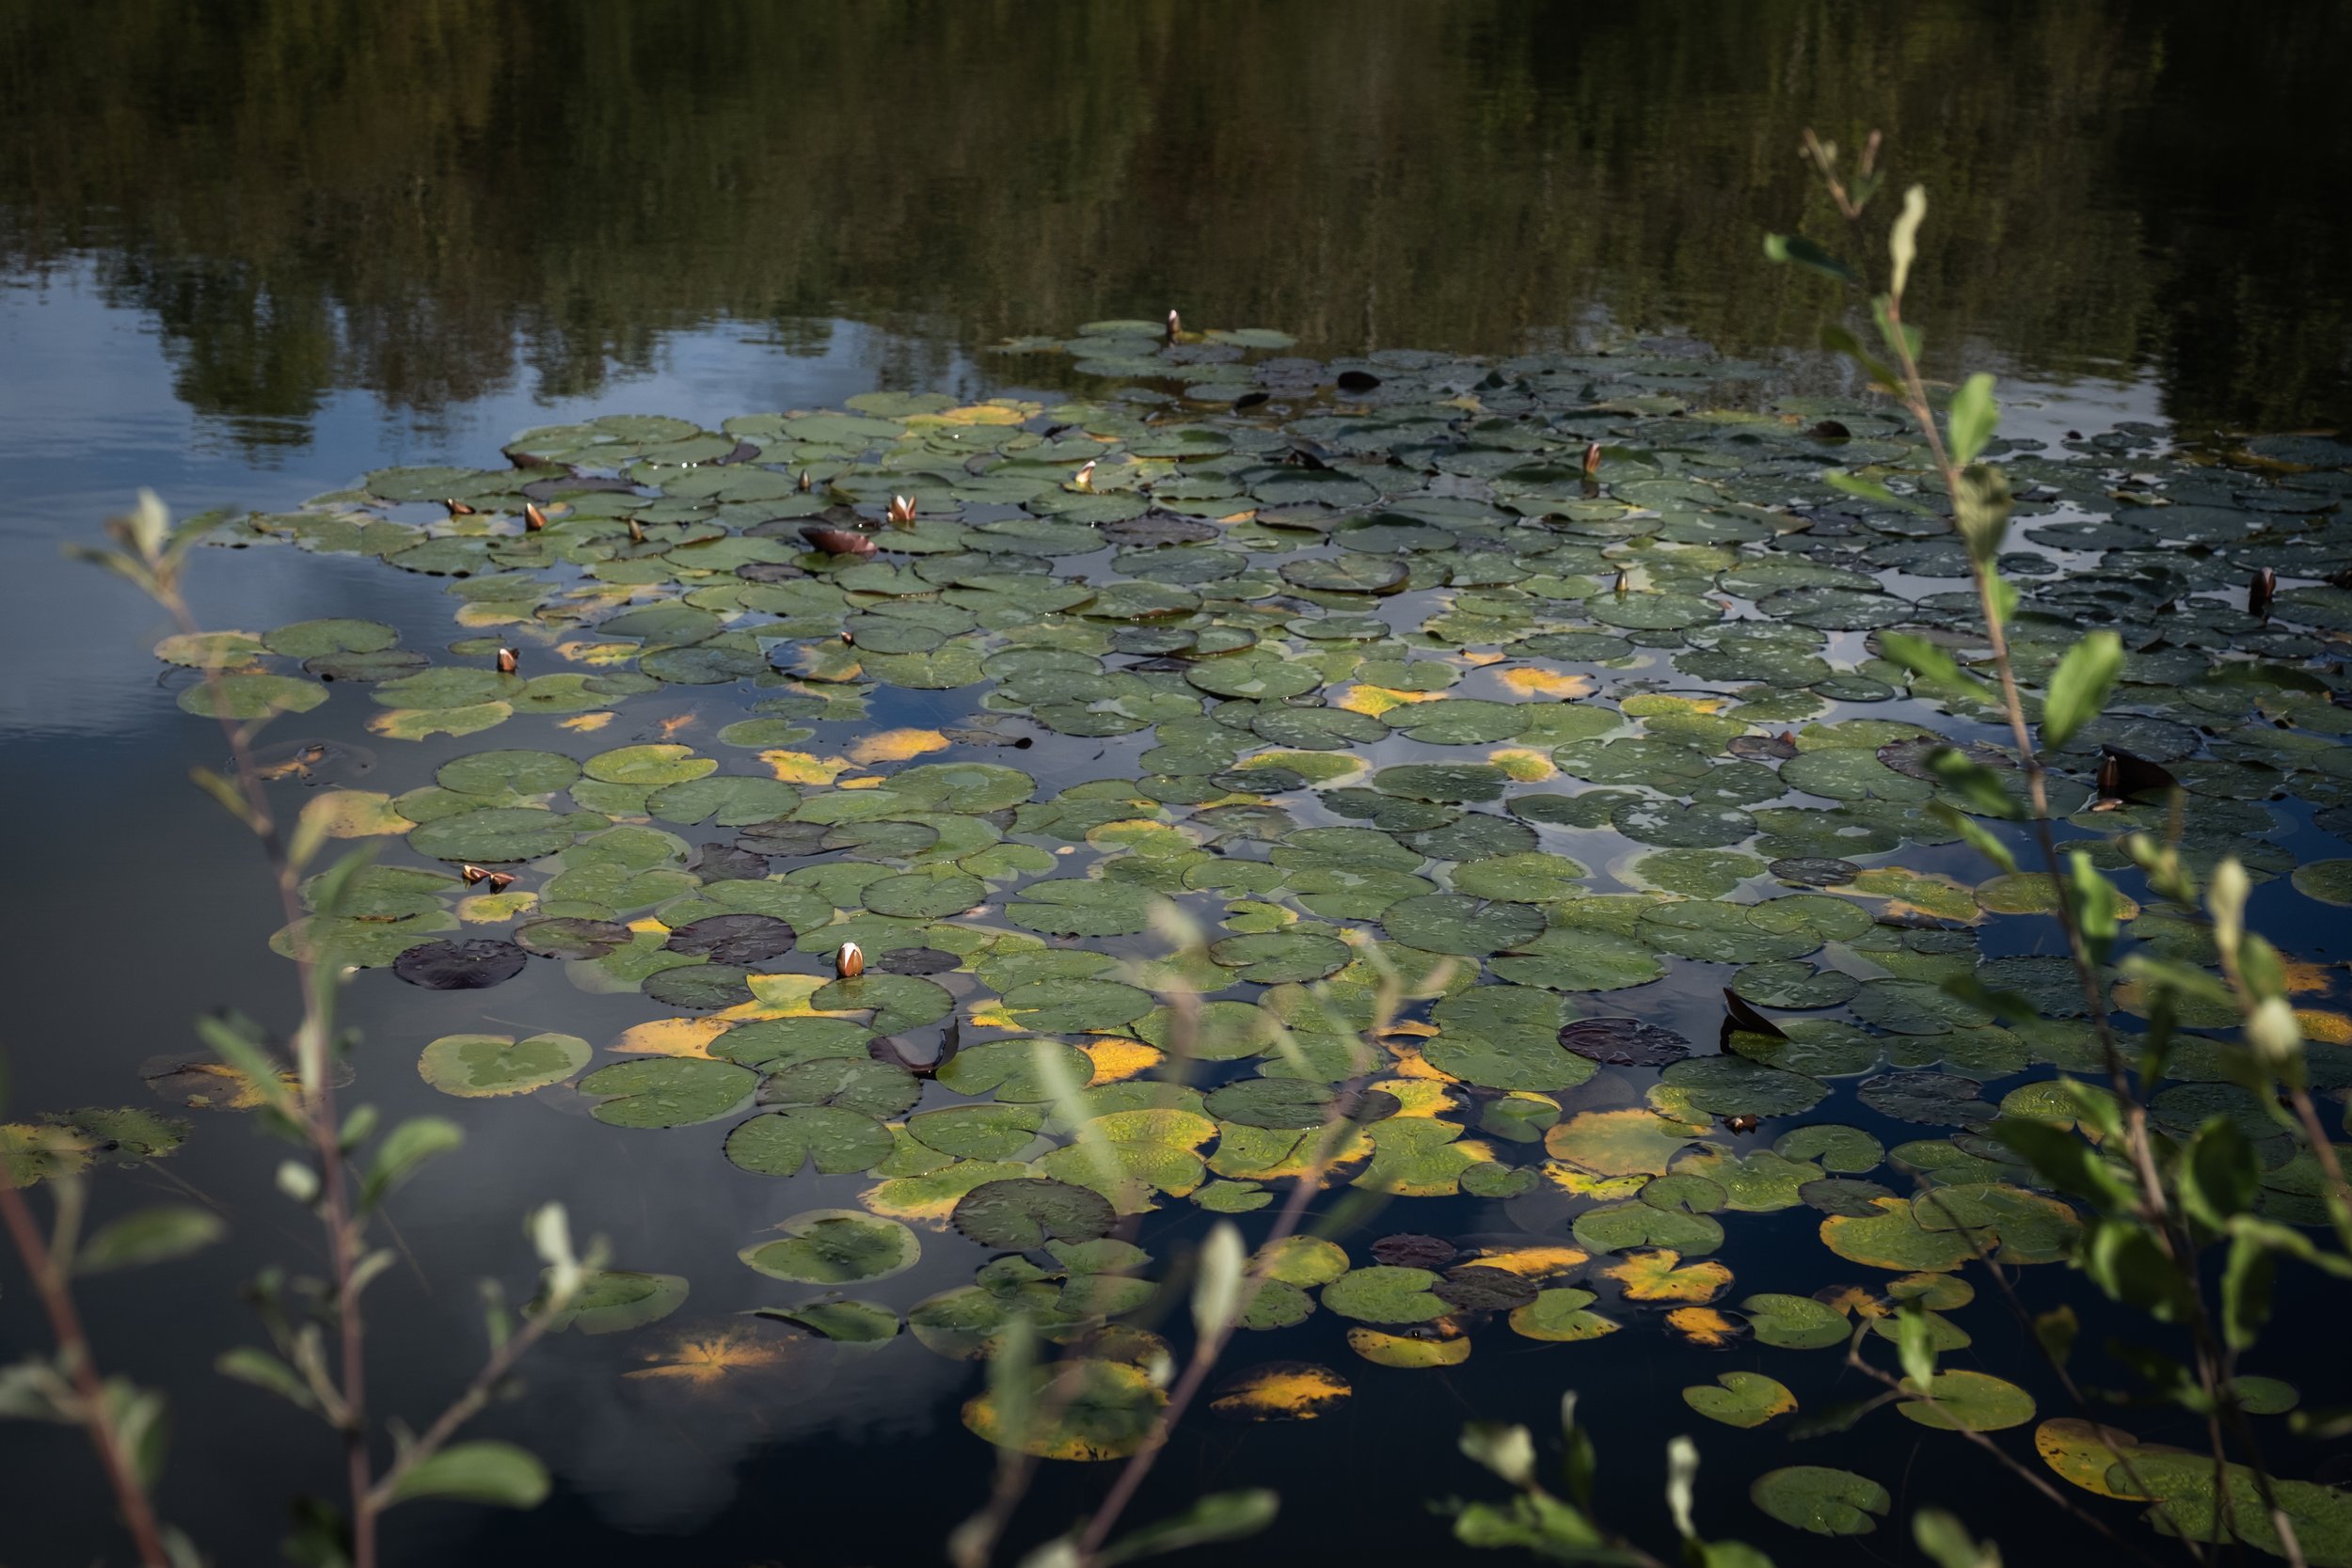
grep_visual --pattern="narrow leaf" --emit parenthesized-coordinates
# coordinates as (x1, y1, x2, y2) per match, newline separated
(1888, 185, 1928, 300)
(386, 1439, 549, 1509)
(1097, 1490, 1279, 1566)
(216, 1346, 321, 1415)
(1191, 1221, 1246, 1342)
(1764, 231, 1862, 286)
(75, 1205, 225, 1275)
(361, 1117, 463, 1211)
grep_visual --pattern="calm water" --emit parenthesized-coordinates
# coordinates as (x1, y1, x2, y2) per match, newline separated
(4, 3, 2350, 1564)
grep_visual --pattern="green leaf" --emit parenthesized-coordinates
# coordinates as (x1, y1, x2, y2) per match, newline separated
(2222, 1228, 2276, 1353)
(192, 1013, 293, 1114)
(386, 1439, 550, 1509)
(1953, 465, 2014, 567)
(215, 1346, 321, 1414)
(74, 1205, 225, 1274)
(1931, 805, 2018, 874)
(1822, 469, 1914, 511)
(1192, 1221, 1246, 1341)
(1926, 752, 2023, 820)
(2033, 1305, 2079, 1370)
(1458, 1422, 1537, 1486)
(361, 1117, 463, 1211)
(1914, 1508, 2002, 1568)
(2042, 631, 2122, 751)
(1947, 373, 1998, 467)
(1764, 232, 1861, 287)
(1819, 325, 1901, 394)
(1881, 634, 1994, 703)
(1097, 1489, 1280, 1565)
(1895, 1304, 1938, 1390)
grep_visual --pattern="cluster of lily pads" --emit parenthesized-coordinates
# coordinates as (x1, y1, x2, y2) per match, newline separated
(95, 317, 2352, 1547)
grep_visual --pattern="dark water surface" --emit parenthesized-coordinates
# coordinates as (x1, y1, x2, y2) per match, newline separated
(5, 4, 2351, 1565)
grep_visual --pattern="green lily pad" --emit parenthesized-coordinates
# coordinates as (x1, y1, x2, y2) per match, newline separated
(578, 1058, 757, 1128)
(1742, 1292, 1852, 1350)
(409, 807, 576, 863)
(1750, 1466, 1890, 1536)
(739, 1210, 920, 1284)
(1320, 1265, 1449, 1324)
(1899, 1370, 2037, 1432)
(1507, 1287, 1619, 1342)
(417, 1032, 591, 1097)
(952, 1178, 1118, 1248)
(534, 1270, 690, 1335)
(723, 1107, 897, 1176)
(1684, 1370, 1796, 1429)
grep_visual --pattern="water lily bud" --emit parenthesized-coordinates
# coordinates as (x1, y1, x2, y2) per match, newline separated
(460, 863, 492, 884)
(496, 647, 518, 674)
(485, 872, 516, 894)
(1582, 440, 1602, 476)
(797, 468, 813, 493)
(523, 501, 548, 532)
(627, 517, 645, 544)
(443, 498, 477, 516)
(887, 494, 918, 527)
(1073, 459, 1097, 492)
(1166, 308, 1182, 343)
(835, 941, 865, 979)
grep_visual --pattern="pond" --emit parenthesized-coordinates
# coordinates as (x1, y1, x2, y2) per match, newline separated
(3, 5, 2350, 1566)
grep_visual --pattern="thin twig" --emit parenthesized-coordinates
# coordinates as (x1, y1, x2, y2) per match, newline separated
(0, 1175, 174, 1567)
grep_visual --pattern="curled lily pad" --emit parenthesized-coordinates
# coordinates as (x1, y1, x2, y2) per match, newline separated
(392, 939, 528, 990)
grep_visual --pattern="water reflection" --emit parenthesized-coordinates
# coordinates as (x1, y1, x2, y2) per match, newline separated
(3, 0, 2346, 444)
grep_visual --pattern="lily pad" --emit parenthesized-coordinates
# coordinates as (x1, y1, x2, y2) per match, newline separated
(952, 1178, 1118, 1248)
(1684, 1370, 1796, 1428)
(392, 939, 529, 990)
(1750, 1466, 1890, 1536)
(739, 1210, 920, 1284)
(417, 1032, 590, 1097)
